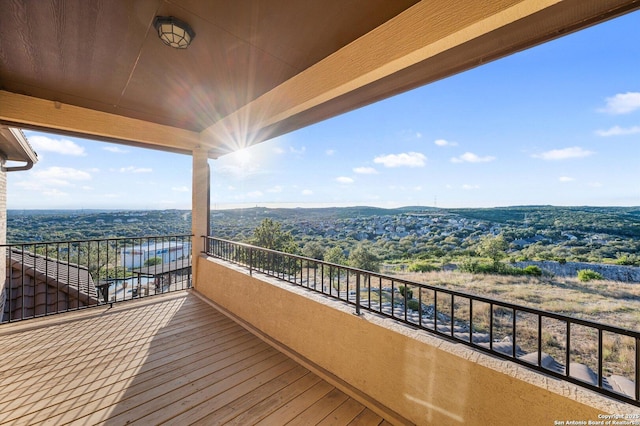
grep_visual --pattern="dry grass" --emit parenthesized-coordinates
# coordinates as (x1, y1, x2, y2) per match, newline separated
(394, 270, 640, 331)
(391, 270, 640, 379)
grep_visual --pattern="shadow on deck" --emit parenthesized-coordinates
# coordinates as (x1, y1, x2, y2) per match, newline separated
(0, 291, 391, 425)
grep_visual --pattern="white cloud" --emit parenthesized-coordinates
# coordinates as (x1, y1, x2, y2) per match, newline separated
(171, 186, 190, 192)
(353, 167, 378, 174)
(29, 136, 86, 156)
(43, 189, 69, 197)
(17, 166, 92, 191)
(119, 166, 153, 173)
(559, 176, 575, 182)
(599, 92, 640, 115)
(451, 152, 495, 163)
(289, 146, 306, 155)
(374, 152, 426, 168)
(267, 185, 283, 193)
(462, 184, 480, 190)
(434, 139, 458, 147)
(531, 146, 594, 161)
(34, 167, 92, 185)
(336, 176, 354, 184)
(227, 185, 236, 191)
(103, 146, 129, 153)
(247, 191, 263, 197)
(273, 147, 285, 154)
(595, 125, 640, 137)
(302, 189, 313, 195)
(326, 149, 335, 156)
(589, 182, 604, 188)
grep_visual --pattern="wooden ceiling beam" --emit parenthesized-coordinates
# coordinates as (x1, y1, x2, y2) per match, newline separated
(0, 91, 201, 155)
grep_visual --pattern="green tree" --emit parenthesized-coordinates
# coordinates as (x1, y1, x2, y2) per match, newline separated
(324, 246, 347, 279)
(250, 218, 298, 253)
(324, 246, 347, 265)
(302, 241, 325, 260)
(348, 244, 380, 272)
(477, 234, 508, 267)
(98, 266, 132, 280)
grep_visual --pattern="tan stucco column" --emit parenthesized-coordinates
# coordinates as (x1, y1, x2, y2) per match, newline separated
(191, 146, 210, 289)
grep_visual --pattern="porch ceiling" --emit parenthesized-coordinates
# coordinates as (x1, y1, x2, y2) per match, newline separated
(1, 0, 639, 158)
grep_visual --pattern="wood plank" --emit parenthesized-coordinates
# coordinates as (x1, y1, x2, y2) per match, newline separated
(0, 315, 238, 388)
(129, 355, 296, 425)
(223, 372, 323, 425)
(0, 324, 245, 403)
(0, 292, 394, 426)
(17, 339, 271, 425)
(253, 381, 335, 425)
(0, 297, 224, 360)
(286, 388, 350, 426)
(0, 314, 245, 401)
(57, 347, 280, 425)
(188, 365, 311, 426)
(0, 299, 220, 362)
(0, 331, 258, 422)
(347, 408, 384, 426)
(317, 397, 367, 426)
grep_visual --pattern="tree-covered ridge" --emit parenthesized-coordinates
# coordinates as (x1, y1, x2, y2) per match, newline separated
(448, 206, 640, 238)
(8, 210, 191, 242)
(7, 205, 640, 267)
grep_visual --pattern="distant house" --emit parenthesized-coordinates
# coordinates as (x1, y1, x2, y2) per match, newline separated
(3, 250, 99, 322)
(121, 242, 191, 268)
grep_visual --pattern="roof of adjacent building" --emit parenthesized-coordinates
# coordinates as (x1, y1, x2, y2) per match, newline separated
(0, 125, 38, 164)
(7, 250, 98, 303)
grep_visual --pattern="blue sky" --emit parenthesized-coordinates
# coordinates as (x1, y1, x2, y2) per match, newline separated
(9, 11, 640, 210)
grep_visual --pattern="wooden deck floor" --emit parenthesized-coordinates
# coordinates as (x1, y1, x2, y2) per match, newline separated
(0, 291, 390, 425)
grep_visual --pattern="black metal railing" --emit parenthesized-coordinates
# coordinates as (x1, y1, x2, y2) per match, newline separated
(1, 234, 192, 323)
(204, 236, 640, 406)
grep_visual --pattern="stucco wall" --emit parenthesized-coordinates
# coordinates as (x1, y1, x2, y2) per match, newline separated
(195, 255, 633, 425)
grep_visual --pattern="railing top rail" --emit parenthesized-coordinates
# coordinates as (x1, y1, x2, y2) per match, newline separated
(3, 234, 194, 247)
(204, 236, 640, 338)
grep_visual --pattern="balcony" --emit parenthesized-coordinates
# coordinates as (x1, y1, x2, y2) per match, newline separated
(3, 1, 640, 424)
(2, 235, 639, 424)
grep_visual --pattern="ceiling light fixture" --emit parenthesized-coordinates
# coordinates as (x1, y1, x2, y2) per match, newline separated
(153, 16, 195, 49)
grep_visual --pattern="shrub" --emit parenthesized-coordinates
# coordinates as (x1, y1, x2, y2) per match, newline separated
(407, 299, 421, 311)
(577, 269, 603, 282)
(408, 260, 438, 273)
(398, 285, 413, 300)
(522, 265, 542, 276)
